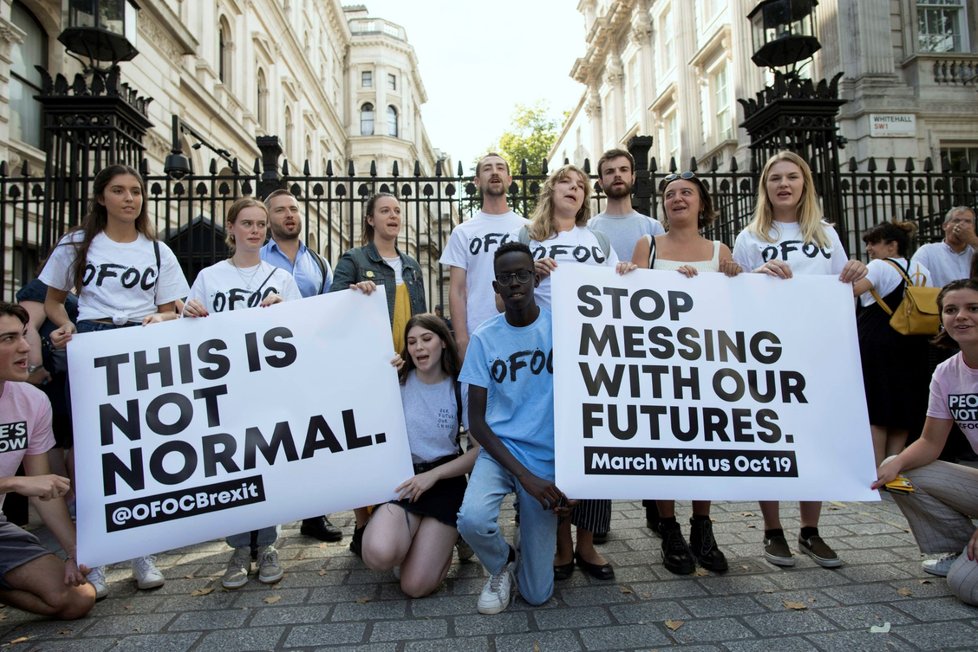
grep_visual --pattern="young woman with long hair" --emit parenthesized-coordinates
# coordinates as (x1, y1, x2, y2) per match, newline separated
(852, 221, 933, 467)
(183, 197, 300, 589)
(360, 313, 478, 597)
(331, 192, 427, 555)
(732, 151, 867, 571)
(518, 164, 618, 581)
(624, 171, 739, 577)
(40, 164, 190, 598)
(873, 279, 978, 604)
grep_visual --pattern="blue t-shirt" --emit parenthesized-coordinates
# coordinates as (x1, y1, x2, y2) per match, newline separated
(260, 239, 333, 298)
(459, 308, 555, 480)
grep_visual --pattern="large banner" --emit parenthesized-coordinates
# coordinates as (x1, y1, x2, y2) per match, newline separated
(552, 265, 878, 502)
(70, 291, 413, 567)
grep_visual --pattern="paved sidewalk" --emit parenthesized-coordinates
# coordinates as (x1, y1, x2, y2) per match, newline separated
(2, 497, 977, 651)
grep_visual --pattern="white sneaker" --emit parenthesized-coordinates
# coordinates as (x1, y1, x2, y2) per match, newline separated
(87, 566, 108, 600)
(257, 545, 284, 584)
(222, 547, 252, 589)
(477, 562, 513, 615)
(923, 553, 959, 577)
(132, 555, 165, 589)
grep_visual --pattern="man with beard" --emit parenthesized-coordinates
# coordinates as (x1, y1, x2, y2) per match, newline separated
(587, 148, 665, 541)
(588, 148, 664, 261)
(260, 189, 341, 543)
(440, 153, 528, 357)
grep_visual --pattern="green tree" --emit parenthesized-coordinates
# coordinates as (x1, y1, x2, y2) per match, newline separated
(494, 101, 560, 177)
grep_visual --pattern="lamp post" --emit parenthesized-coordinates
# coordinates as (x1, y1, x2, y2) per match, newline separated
(58, 0, 139, 74)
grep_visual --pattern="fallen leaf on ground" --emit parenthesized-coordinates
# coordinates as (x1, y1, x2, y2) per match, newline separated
(870, 622, 891, 634)
(763, 588, 775, 593)
(184, 574, 194, 579)
(619, 586, 633, 594)
(740, 512, 755, 517)
(355, 596, 371, 604)
(318, 569, 328, 576)
(693, 567, 710, 576)
(532, 643, 540, 652)
(190, 587, 214, 597)
(7, 636, 30, 645)
(263, 595, 282, 604)
(919, 579, 932, 584)
(896, 587, 912, 597)
(783, 600, 808, 610)
(665, 619, 684, 631)
(746, 524, 756, 529)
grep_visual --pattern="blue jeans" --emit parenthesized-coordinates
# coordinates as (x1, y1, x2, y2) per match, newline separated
(457, 452, 557, 606)
(226, 527, 278, 549)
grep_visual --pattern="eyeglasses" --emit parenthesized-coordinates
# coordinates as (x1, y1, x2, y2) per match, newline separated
(495, 270, 534, 284)
(663, 171, 697, 183)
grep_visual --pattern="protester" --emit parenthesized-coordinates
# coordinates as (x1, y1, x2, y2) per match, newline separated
(441, 153, 527, 357)
(589, 147, 665, 540)
(514, 165, 617, 581)
(873, 279, 978, 604)
(0, 302, 94, 619)
(732, 151, 867, 569)
(852, 221, 933, 466)
(332, 192, 427, 555)
(39, 164, 190, 597)
(184, 197, 300, 588)
(624, 170, 738, 576)
(360, 314, 478, 597)
(260, 189, 342, 543)
(910, 206, 976, 288)
(456, 242, 569, 614)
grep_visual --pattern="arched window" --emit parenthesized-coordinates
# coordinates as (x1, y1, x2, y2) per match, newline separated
(218, 17, 233, 85)
(256, 68, 268, 131)
(360, 103, 374, 136)
(10, 1, 47, 148)
(387, 106, 398, 138)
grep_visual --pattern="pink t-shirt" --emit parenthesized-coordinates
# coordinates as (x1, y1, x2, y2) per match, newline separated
(927, 352, 978, 452)
(0, 382, 54, 513)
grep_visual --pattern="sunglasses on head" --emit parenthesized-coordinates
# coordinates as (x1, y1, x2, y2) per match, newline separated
(663, 171, 697, 182)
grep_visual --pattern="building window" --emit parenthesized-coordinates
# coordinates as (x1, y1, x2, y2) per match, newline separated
(387, 106, 398, 137)
(361, 103, 375, 135)
(661, 111, 679, 164)
(362, 70, 373, 87)
(657, 7, 675, 75)
(627, 56, 641, 113)
(941, 145, 978, 171)
(256, 68, 268, 130)
(218, 17, 233, 85)
(10, 1, 47, 148)
(918, 0, 969, 52)
(285, 106, 294, 157)
(387, 73, 397, 91)
(711, 63, 732, 141)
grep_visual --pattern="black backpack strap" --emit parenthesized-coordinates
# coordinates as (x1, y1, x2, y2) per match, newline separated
(311, 250, 329, 294)
(256, 267, 278, 294)
(454, 379, 464, 453)
(153, 240, 162, 302)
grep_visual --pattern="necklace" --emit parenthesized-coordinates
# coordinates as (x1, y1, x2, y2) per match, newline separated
(229, 258, 263, 288)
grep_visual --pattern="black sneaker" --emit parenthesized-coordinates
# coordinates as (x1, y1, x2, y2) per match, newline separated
(349, 525, 366, 558)
(660, 521, 695, 575)
(300, 516, 343, 542)
(798, 534, 842, 568)
(689, 518, 728, 573)
(763, 534, 796, 567)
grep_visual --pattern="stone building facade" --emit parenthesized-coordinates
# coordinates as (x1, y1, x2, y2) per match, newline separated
(553, 0, 978, 171)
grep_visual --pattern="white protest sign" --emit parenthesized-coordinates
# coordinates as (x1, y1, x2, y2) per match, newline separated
(70, 291, 413, 567)
(552, 265, 878, 502)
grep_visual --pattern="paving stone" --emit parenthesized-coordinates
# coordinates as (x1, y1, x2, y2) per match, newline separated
(624, 579, 709, 599)
(247, 604, 328, 626)
(723, 636, 815, 652)
(494, 629, 583, 652)
(818, 603, 917, 629)
(105, 633, 200, 651)
(680, 595, 768, 618)
(532, 606, 613, 630)
(752, 588, 841, 611)
(892, 621, 978, 650)
(821, 583, 916, 606)
(608, 600, 691, 624)
(408, 596, 476, 618)
(167, 608, 249, 631)
(81, 613, 175, 637)
(560, 584, 638, 607)
(578, 622, 671, 649)
(330, 599, 407, 621)
(452, 612, 528, 636)
(665, 616, 756, 644)
(804, 630, 915, 651)
(283, 623, 367, 647)
(369, 619, 448, 642)
(891, 596, 978, 621)
(740, 610, 838, 636)
(403, 638, 490, 652)
(195, 626, 285, 650)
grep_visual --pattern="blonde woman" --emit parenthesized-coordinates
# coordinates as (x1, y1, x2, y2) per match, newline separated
(733, 151, 867, 570)
(513, 165, 618, 581)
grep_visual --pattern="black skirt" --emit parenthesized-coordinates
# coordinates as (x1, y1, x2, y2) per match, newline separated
(390, 455, 467, 527)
